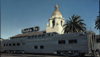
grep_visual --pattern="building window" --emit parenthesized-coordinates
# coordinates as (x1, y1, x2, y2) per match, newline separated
(45, 34, 49, 37)
(16, 37, 19, 39)
(79, 34, 84, 36)
(61, 21, 62, 25)
(17, 43, 20, 46)
(28, 36, 31, 39)
(69, 40, 77, 44)
(34, 35, 37, 38)
(34, 46, 38, 49)
(42, 34, 45, 37)
(38, 35, 41, 38)
(40, 46, 44, 49)
(9, 44, 11, 46)
(50, 34, 53, 36)
(58, 40, 65, 44)
(24, 36, 27, 38)
(43, 31, 46, 33)
(32, 35, 34, 38)
(13, 43, 15, 46)
(52, 20, 55, 27)
(48, 33, 51, 36)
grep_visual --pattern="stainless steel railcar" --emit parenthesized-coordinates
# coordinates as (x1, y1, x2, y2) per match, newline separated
(2, 31, 100, 56)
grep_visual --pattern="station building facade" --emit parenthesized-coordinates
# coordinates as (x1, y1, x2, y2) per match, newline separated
(9, 4, 100, 42)
(10, 4, 65, 39)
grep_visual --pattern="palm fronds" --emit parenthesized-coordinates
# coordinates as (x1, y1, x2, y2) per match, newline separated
(63, 14, 86, 33)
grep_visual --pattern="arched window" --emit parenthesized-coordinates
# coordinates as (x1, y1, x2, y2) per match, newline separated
(52, 20, 55, 27)
(61, 21, 62, 25)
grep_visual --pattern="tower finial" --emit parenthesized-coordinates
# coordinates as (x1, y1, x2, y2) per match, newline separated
(55, 4, 59, 11)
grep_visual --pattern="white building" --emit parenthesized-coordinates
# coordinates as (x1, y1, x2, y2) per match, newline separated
(46, 4, 65, 34)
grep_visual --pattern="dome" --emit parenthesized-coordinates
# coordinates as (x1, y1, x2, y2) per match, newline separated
(52, 4, 62, 17)
(52, 10, 62, 16)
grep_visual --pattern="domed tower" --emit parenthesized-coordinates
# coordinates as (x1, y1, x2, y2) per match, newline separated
(52, 4, 62, 18)
(46, 4, 65, 34)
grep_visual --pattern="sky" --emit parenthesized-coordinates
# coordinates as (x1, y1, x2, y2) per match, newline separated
(1, 0, 99, 39)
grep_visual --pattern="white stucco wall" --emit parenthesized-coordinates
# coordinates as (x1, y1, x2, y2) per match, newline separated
(46, 4, 65, 34)
(46, 18, 65, 34)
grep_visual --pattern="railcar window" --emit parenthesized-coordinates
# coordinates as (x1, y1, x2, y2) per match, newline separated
(9, 44, 11, 46)
(40, 46, 44, 49)
(58, 40, 65, 44)
(4, 44, 5, 46)
(13, 43, 15, 46)
(34, 46, 38, 49)
(17, 43, 20, 46)
(22, 43, 26, 45)
(6, 44, 8, 46)
(69, 40, 77, 44)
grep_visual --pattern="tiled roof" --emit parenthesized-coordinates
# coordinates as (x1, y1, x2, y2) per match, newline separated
(10, 30, 46, 39)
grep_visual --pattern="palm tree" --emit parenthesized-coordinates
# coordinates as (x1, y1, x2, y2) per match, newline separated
(63, 14, 86, 33)
(95, 16, 100, 35)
